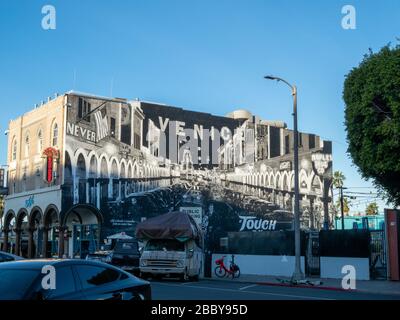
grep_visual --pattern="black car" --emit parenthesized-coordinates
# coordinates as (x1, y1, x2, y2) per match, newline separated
(0, 251, 24, 263)
(110, 240, 140, 275)
(0, 259, 151, 300)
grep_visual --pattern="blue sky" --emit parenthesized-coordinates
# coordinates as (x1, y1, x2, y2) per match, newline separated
(1, 0, 399, 212)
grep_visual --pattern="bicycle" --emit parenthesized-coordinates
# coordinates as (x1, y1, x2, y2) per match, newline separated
(214, 255, 240, 279)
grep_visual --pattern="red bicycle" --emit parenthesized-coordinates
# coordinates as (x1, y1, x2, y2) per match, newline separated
(214, 255, 240, 279)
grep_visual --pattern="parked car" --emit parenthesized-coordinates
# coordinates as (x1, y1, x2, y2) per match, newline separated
(0, 259, 151, 300)
(110, 239, 141, 275)
(85, 251, 112, 263)
(0, 251, 24, 263)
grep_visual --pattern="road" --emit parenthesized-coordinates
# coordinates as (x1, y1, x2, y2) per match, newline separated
(151, 279, 400, 300)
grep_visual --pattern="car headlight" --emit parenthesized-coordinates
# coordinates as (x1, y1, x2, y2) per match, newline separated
(176, 260, 184, 268)
(140, 260, 148, 267)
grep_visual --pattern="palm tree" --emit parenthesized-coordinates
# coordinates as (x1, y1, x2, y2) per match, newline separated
(336, 197, 351, 215)
(366, 202, 379, 215)
(332, 171, 346, 188)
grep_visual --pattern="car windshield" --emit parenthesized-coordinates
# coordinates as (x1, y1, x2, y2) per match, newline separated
(0, 269, 39, 299)
(145, 239, 185, 252)
(115, 241, 139, 252)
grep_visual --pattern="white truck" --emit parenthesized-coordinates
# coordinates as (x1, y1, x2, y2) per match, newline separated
(136, 211, 203, 281)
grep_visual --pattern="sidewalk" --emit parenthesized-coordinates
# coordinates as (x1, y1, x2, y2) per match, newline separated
(206, 274, 400, 296)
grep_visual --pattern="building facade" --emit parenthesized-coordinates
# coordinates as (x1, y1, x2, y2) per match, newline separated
(218, 112, 333, 230)
(1, 93, 333, 258)
(1, 92, 172, 259)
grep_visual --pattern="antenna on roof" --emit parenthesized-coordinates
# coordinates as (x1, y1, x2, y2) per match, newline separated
(110, 76, 114, 97)
(73, 68, 77, 90)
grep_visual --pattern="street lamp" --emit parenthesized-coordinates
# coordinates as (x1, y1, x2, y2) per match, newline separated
(264, 75, 304, 281)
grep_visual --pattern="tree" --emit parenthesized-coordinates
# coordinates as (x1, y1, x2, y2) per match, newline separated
(332, 171, 346, 188)
(335, 197, 351, 215)
(366, 202, 379, 216)
(343, 44, 400, 206)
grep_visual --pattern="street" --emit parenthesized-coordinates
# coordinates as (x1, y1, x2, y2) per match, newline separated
(151, 279, 400, 300)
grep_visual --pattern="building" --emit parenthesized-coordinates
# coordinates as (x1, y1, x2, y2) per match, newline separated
(140, 101, 243, 169)
(219, 111, 333, 230)
(1, 92, 171, 259)
(1, 93, 333, 258)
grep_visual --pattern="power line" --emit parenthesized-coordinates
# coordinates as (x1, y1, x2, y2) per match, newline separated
(343, 191, 378, 195)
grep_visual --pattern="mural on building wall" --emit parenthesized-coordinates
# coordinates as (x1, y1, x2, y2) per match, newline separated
(63, 95, 170, 241)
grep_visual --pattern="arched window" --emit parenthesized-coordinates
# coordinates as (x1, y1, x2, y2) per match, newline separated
(24, 134, 30, 158)
(37, 129, 43, 153)
(12, 137, 17, 161)
(52, 122, 58, 147)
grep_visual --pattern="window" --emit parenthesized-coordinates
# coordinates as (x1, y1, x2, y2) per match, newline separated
(75, 266, 121, 289)
(24, 134, 30, 158)
(309, 134, 316, 149)
(52, 123, 58, 146)
(0, 269, 39, 300)
(145, 239, 185, 252)
(47, 267, 76, 298)
(110, 117, 116, 138)
(133, 117, 141, 149)
(298, 133, 303, 147)
(0, 253, 14, 262)
(114, 241, 139, 253)
(78, 98, 83, 118)
(285, 135, 290, 154)
(78, 97, 91, 121)
(12, 138, 17, 161)
(37, 129, 43, 153)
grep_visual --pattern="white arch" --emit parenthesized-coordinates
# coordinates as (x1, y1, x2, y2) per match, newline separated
(275, 172, 281, 189)
(120, 158, 128, 178)
(281, 171, 289, 191)
(110, 157, 120, 178)
(98, 153, 110, 178)
(132, 161, 139, 178)
(87, 151, 99, 178)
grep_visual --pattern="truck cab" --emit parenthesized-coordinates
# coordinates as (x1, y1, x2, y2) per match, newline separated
(140, 238, 202, 281)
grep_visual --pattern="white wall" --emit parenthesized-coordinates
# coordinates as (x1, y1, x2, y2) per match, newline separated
(320, 257, 370, 280)
(212, 253, 305, 278)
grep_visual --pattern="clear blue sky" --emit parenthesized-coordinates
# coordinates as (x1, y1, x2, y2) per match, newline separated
(1, 0, 399, 212)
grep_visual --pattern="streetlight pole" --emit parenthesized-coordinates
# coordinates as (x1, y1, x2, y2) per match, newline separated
(264, 75, 304, 281)
(339, 186, 348, 230)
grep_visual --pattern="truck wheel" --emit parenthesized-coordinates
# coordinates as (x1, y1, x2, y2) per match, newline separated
(180, 271, 189, 282)
(189, 274, 199, 282)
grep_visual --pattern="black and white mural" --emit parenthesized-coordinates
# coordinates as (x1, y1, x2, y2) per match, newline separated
(62, 94, 171, 257)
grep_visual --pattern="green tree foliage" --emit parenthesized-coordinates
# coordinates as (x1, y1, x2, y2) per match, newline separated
(332, 171, 346, 188)
(335, 197, 351, 215)
(343, 44, 400, 206)
(365, 202, 379, 215)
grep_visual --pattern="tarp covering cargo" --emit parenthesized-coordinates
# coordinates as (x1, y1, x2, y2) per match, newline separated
(135, 211, 202, 241)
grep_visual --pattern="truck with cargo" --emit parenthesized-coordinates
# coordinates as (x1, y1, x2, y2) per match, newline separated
(136, 211, 203, 281)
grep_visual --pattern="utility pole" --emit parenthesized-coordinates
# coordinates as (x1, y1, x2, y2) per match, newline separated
(339, 186, 348, 230)
(264, 75, 304, 281)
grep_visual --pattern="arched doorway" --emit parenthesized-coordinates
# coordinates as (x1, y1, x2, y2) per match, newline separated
(29, 208, 43, 258)
(88, 155, 98, 206)
(62, 205, 103, 259)
(120, 162, 126, 198)
(2, 211, 16, 253)
(99, 157, 109, 206)
(111, 159, 119, 199)
(43, 205, 60, 258)
(15, 209, 29, 258)
(77, 154, 87, 204)
(64, 152, 74, 208)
